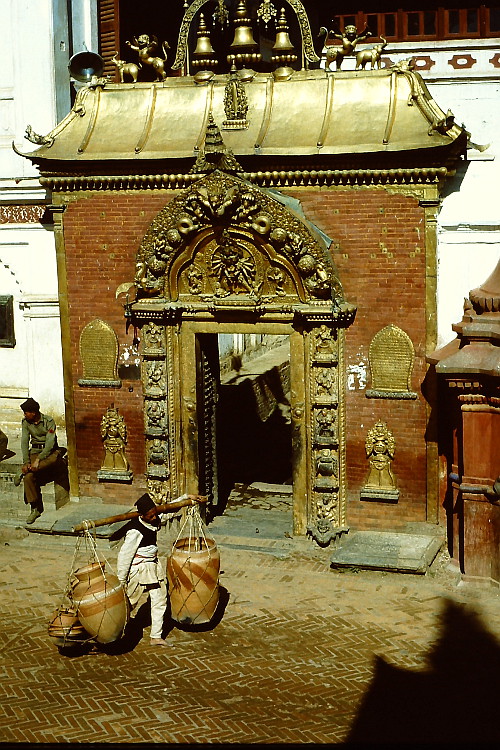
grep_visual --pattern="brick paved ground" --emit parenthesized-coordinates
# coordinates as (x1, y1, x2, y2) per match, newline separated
(1, 523, 500, 745)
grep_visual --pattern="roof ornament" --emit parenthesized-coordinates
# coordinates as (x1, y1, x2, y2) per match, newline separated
(24, 125, 54, 148)
(190, 113, 244, 174)
(228, 0, 261, 78)
(223, 64, 249, 129)
(355, 36, 388, 70)
(257, 0, 277, 28)
(172, 0, 319, 75)
(272, 7, 297, 81)
(213, 0, 229, 27)
(192, 12, 218, 83)
(318, 21, 372, 70)
(125, 34, 170, 81)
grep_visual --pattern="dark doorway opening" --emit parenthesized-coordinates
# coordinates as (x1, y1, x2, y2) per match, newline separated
(204, 333, 292, 513)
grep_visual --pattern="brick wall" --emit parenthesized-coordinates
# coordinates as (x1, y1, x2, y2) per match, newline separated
(62, 186, 433, 527)
(291, 188, 429, 530)
(62, 191, 173, 502)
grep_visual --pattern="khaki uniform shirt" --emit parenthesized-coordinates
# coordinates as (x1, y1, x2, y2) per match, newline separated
(21, 413, 58, 463)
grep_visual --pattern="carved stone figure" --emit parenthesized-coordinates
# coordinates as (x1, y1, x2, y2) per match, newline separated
(267, 266, 286, 296)
(100, 407, 129, 472)
(111, 52, 140, 82)
(355, 37, 388, 70)
(149, 438, 168, 465)
(146, 361, 165, 394)
(144, 322, 164, 352)
(318, 23, 372, 70)
(364, 421, 397, 489)
(316, 407, 336, 442)
(315, 324, 336, 358)
(146, 399, 165, 431)
(187, 264, 204, 294)
(315, 448, 338, 488)
(315, 367, 335, 398)
(126, 34, 169, 81)
(147, 438, 169, 477)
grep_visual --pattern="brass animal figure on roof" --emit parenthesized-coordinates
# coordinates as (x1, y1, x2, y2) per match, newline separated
(126, 34, 169, 81)
(318, 22, 372, 70)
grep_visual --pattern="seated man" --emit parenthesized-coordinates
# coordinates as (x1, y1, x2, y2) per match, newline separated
(15, 398, 67, 524)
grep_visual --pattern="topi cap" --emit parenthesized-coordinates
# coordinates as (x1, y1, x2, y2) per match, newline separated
(20, 398, 40, 413)
(135, 493, 156, 515)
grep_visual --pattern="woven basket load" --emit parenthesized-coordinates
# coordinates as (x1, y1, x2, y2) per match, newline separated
(167, 506, 220, 625)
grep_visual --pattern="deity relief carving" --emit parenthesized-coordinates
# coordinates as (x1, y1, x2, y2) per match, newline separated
(143, 322, 165, 354)
(223, 65, 249, 129)
(315, 406, 337, 444)
(145, 361, 166, 396)
(360, 421, 399, 502)
(98, 406, 132, 481)
(187, 264, 204, 295)
(315, 448, 338, 489)
(211, 230, 257, 296)
(314, 366, 337, 401)
(307, 491, 348, 546)
(314, 324, 338, 361)
(147, 437, 170, 478)
(266, 266, 287, 296)
(145, 399, 165, 435)
(146, 478, 170, 505)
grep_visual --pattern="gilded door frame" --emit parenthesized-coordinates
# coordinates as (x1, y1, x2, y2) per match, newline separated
(131, 169, 356, 542)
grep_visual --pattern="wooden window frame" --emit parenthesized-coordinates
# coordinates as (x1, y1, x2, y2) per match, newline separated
(0, 296, 15, 348)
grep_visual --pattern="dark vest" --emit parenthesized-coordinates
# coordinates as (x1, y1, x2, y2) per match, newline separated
(109, 516, 159, 544)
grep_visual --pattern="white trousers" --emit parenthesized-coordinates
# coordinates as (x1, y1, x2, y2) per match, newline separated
(127, 564, 167, 640)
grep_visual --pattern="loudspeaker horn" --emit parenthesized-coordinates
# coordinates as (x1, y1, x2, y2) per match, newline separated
(68, 51, 105, 82)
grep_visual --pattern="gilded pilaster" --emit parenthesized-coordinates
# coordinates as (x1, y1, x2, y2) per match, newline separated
(421, 189, 441, 523)
(50, 197, 79, 500)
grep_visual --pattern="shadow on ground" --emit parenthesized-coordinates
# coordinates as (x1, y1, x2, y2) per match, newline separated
(348, 598, 500, 745)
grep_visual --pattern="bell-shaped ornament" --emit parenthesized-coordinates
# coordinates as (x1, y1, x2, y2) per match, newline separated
(193, 13, 215, 57)
(272, 7, 295, 54)
(230, 0, 258, 51)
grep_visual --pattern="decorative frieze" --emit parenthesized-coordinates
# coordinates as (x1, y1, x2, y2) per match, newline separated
(0, 205, 46, 224)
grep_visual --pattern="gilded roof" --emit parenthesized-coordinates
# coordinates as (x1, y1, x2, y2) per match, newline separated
(20, 65, 466, 170)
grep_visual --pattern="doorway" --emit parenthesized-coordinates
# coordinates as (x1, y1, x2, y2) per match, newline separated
(211, 332, 292, 513)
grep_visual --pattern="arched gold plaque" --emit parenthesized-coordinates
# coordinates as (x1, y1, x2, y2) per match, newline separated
(78, 319, 121, 387)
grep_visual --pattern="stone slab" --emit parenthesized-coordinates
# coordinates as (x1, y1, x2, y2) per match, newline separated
(26, 503, 133, 538)
(208, 506, 293, 541)
(330, 531, 444, 574)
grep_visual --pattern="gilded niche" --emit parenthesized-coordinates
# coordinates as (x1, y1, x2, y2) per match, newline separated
(97, 406, 133, 482)
(360, 420, 399, 502)
(134, 170, 348, 307)
(366, 324, 417, 399)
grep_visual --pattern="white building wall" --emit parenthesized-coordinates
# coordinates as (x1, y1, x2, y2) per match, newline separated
(379, 40, 500, 348)
(0, 0, 98, 455)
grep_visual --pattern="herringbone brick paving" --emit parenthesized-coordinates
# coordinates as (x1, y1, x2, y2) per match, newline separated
(1, 526, 499, 744)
